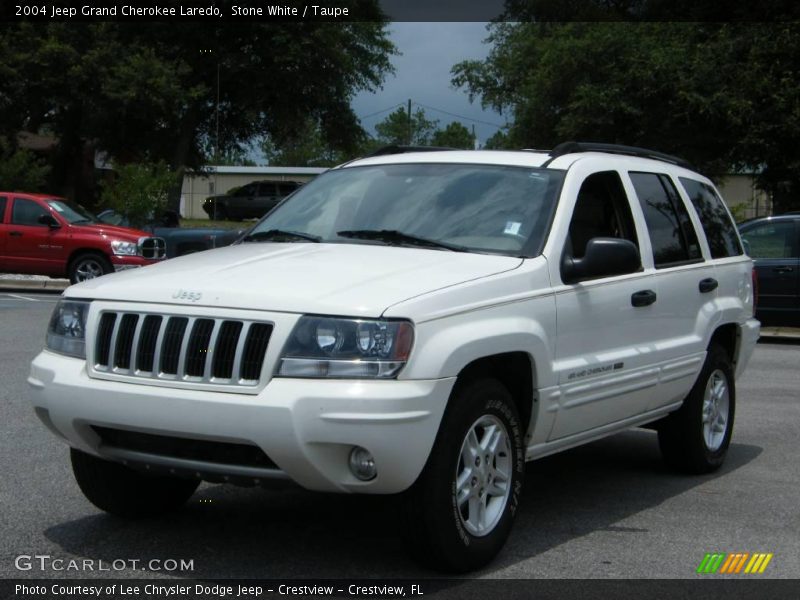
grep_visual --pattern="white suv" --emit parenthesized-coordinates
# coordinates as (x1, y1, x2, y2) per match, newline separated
(28, 143, 760, 571)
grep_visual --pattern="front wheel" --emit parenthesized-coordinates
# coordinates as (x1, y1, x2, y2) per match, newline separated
(71, 448, 199, 518)
(401, 378, 525, 572)
(68, 253, 113, 284)
(658, 344, 736, 473)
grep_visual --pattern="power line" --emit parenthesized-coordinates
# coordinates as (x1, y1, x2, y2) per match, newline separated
(412, 101, 505, 129)
(357, 103, 406, 120)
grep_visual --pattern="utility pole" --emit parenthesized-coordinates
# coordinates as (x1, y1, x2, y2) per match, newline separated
(407, 98, 412, 145)
(472, 124, 477, 150)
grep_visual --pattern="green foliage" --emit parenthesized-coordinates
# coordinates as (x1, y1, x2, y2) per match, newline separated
(262, 119, 353, 167)
(0, 20, 395, 203)
(0, 141, 50, 191)
(100, 162, 174, 228)
(453, 23, 800, 211)
(431, 122, 475, 149)
(483, 130, 512, 150)
(375, 107, 438, 146)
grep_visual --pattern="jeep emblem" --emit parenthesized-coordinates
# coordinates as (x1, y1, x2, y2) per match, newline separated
(173, 289, 202, 302)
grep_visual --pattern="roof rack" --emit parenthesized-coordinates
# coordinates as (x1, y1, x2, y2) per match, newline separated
(547, 141, 694, 170)
(364, 145, 457, 157)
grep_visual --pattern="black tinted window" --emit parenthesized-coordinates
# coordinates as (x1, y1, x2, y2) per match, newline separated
(258, 182, 276, 196)
(278, 183, 299, 196)
(567, 171, 639, 260)
(740, 221, 798, 259)
(631, 172, 701, 267)
(680, 178, 743, 258)
(0, 196, 7, 222)
(11, 198, 49, 226)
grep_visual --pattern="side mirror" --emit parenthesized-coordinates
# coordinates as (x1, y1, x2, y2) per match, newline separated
(38, 214, 61, 229)
(562, 237, 640, 284)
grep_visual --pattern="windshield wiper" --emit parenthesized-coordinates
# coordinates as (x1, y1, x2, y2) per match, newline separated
(337, 229, 468, 252)
(242, 229, 321, 243)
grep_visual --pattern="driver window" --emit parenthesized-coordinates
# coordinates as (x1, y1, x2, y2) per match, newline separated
(566, 171, 639, 259)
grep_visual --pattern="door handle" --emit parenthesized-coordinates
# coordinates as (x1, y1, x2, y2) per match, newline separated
(772, 266, 794, 273)
(631, 289, 657, 307)
(698, 277, 719, 293)
(9, 231, 22, 237)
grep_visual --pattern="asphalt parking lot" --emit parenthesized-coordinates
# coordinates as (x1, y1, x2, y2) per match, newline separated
(1, 292, 798, 580)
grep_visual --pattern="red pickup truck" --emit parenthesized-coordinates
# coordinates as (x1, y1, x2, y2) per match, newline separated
(0, 192, 165, 284)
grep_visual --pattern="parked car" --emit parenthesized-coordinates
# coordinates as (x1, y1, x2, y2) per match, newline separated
(203, 180, 301, 220)
(738, 214, 799, 323)
(96, 209, 246, 258)
(0, 192, 165, 284)
(28, 143, 759, 572)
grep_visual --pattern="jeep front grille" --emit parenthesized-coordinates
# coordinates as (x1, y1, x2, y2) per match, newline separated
(93, 311, 273, 386)
(138, 237, 166, 259)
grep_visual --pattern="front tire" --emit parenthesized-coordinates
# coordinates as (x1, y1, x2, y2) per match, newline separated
(68, 253, 113, 285)
(401, 378, 525, 572)
(71, 449, 199, 518)
(658, 344, 736, 473)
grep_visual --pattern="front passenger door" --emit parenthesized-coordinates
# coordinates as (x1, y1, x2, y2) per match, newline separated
(550, 170, 659, 440)
(739, 220, 799, 317)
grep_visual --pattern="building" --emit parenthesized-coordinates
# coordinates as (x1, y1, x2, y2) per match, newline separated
(180, 166, 327, 219)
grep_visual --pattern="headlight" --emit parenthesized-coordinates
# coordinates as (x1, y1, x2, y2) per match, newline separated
(111, 240, 138, 256)
(277, 316, 414, 379)
(46, 299, 91, 358)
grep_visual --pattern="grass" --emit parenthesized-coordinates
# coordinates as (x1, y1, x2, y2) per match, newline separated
(181, 218, 252, 230)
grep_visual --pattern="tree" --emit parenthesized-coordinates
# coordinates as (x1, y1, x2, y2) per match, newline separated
(483, 129, 512, 150)
(100, 162, 174, 228)
(431, 122, 475, 149)
(0, 141, 50, 192)
(453, 23, 800, 212)
(0, 20, 395, 206)
(262, 119, 353, 167)
(374, 107, 438, 146)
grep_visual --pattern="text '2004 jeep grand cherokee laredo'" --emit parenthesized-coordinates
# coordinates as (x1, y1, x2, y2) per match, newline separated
(28, 143, 759, 572)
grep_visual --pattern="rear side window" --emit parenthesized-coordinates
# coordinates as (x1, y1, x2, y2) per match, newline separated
(630, 172, 702, 267)
(257, 182, 276, 196)
(679, 178, 743, 258)
(0, 196, 7, 222)
(11, 198, 49, 226)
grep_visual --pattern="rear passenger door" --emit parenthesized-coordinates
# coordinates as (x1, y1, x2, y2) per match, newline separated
(0, 196, 8, 268)
(626, 172, 717, 411)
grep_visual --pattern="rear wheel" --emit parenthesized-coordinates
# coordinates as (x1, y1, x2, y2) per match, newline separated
(658, 344, 736, 473)
(68, 253, 113, 284)
(401, 378, 525, 572)
(71, 448, 199, 518)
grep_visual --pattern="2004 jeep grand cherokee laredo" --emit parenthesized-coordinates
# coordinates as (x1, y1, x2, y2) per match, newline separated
(28, 142, 760, 572)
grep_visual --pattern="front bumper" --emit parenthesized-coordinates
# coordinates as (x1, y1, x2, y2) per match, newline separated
(28, 351, 454, 494)
(109, 255, 163, 271)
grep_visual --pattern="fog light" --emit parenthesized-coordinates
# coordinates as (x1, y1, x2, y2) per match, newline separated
(348, 446, 377, 481)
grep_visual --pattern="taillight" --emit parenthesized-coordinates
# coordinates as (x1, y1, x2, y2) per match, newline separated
(751, 267, 759, 317)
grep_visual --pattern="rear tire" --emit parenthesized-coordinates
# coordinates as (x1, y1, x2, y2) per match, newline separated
(658, 344, 736, 473)
(71, 448, 199, 518)
(68, 253, 113, 285)
(401, 378, 525, 572)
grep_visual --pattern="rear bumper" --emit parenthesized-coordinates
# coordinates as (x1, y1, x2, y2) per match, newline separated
(736, 318, 761, 379)
(28, 350, 454, 494)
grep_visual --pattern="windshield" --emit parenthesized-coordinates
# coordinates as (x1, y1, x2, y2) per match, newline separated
(47, 199, 99, 224)
(245, 163, 564, 256)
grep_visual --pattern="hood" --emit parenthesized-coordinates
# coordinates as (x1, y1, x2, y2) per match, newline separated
(71, 222, 153, 240)
(69, 242, 523, 317)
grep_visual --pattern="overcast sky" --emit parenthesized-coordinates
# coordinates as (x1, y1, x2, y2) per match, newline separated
(351, 22, 507, 146)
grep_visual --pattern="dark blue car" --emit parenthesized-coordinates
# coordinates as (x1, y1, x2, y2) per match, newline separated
(739, 215, 800, 323)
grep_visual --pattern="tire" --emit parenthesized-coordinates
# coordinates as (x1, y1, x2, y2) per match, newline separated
(401, 378, 525, 572)
(214, 204, 229, 220)
(658, 344, 736, 474)
(71, 448, 199, 518)
(68, 253, 113, 285)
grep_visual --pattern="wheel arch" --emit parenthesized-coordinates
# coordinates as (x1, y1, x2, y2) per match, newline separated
(453, 352, 537, 440)
(708, 322, 740, 369)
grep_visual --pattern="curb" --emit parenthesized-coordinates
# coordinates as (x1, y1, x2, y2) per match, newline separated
(0, 279, 70, 292)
